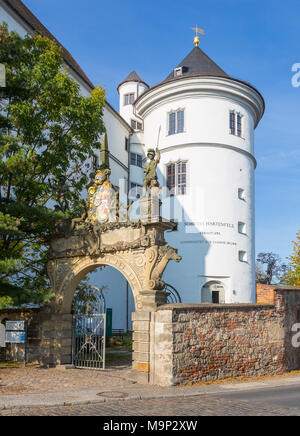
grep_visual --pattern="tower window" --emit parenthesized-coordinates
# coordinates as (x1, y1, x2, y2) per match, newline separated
(129, 182, 143, 199)
(168, 110, 185, 135)
(130, 152, 143, 168)
(238, 188, 246, 200)
(230, 111, 236, 135)
(230, 111, 243, 137)
(238, 222, 247, 235)
(166, 161, 187, 195)
(125, 137, 129, 151)
(177, 111, 184, 133)
(124, 93, 135, 105)
(131, 119, 143, 131)
(239, 251, 247, 262)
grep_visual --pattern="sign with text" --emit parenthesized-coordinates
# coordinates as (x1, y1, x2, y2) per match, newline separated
(6, 321, 26, 331)
(5, 331, 26, 344)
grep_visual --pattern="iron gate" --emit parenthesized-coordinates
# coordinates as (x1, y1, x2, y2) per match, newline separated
(72, 285, 106, 370)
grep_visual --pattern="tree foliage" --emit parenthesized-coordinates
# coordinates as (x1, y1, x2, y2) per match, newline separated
(255, 252, 289, 285)
(72, 273, 107, 315)
(285, 231, 300, 287)
(0, 23, 106, 307)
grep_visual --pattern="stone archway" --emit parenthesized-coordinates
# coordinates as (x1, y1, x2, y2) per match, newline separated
(41, 220, 181, 381)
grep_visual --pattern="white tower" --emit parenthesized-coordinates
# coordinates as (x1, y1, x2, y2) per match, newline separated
(134, 37, 265, 304)
(117, 71, 149, 199)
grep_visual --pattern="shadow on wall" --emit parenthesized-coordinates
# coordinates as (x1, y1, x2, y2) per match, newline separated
(128, 165, 211, 303)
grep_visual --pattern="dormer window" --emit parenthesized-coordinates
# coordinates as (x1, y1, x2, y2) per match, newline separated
(174, 67, 183, 77)
(124, 93, 135, 105)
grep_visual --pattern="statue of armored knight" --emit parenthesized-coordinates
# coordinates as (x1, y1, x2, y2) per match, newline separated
(143, 147, 161, 197)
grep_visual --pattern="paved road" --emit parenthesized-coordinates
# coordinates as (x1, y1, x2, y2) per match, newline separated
(2, 384, 300, 416)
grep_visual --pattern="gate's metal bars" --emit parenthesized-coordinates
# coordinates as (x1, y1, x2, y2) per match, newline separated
(72, 314, 106, 370)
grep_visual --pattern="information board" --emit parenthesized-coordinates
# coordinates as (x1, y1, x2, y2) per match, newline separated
(6, 321, 26, 331)
(5, 331, 26, 344)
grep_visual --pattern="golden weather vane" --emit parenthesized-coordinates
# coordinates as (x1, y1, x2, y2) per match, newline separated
(191, 24, 205, 47)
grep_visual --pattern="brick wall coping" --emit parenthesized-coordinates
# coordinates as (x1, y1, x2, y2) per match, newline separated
(156, 303, 275, 312)
(257, 284, 300, 291)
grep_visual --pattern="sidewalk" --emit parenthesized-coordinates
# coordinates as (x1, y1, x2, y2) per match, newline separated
(2, 363, 300, 410)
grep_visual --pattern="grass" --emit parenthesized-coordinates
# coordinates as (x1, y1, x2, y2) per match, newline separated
(107, 335, 132, 352)
(0, 361, 27, 368)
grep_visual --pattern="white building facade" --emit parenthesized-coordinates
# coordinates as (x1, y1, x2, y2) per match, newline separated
(120, 46, 265, 305)
(1, 0, 265, 326)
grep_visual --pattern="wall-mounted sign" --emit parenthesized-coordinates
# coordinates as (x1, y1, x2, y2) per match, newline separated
(5, 331, 26, 344)
(5, 320, 28, 366)
(6, 321, 26, 331)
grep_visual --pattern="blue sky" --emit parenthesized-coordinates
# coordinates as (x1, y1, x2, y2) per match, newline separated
(24, 0, 300, 261)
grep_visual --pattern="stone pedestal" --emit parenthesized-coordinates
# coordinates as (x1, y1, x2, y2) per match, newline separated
(131, 289, 168, 383)
(140, 196, 161, 223)
(132, 311, 152, 383)
(39, 312, 73, 367)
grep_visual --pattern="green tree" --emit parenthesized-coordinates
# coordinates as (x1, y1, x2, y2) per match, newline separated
(72, 277, 107, 315)
(255, 252, 289, 284)
(0, 23, 105, 307)
(285, 231, 300, 287)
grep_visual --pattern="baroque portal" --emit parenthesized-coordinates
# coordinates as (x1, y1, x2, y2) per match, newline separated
(43, 138, 181, 376)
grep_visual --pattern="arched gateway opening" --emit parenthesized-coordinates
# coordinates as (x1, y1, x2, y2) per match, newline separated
(71, 266, 135, 371)
(42, 219, 181, 382)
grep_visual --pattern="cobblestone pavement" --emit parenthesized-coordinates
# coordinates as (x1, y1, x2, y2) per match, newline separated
(1, 394, 300, 416)
(0, 362, 136, 395)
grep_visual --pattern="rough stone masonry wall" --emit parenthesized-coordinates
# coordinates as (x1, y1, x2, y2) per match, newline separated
(0, 307, 73, 366)
(0, 308, 41, 362)
(152, 288, 300, 386)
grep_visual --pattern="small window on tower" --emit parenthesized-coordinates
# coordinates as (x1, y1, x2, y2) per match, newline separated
(166, 161, 187, 195)
(238, 188, 246, 201)
(230, 111, 236, 135)
(168, 110, 185, 135)
(167, 163, 176, 194)
(239, 251, 247, 262)
(124, 93, 135, 105)
(230, 111, 243, 137)
(238, 222, 247, 235)
(130, 152, 143, 168)
(237, 114, 242, 137)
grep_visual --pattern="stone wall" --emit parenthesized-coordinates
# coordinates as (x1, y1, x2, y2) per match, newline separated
(152, 288, 300, 386)
(0, 307, 73, 366)
(0, 308, 42, 362)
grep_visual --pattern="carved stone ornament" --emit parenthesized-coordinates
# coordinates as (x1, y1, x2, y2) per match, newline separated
(47, 220, 180, 313)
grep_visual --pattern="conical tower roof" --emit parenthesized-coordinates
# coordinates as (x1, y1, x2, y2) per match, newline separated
(165, 46, 228, 81)
(117, 70, 149, 92)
